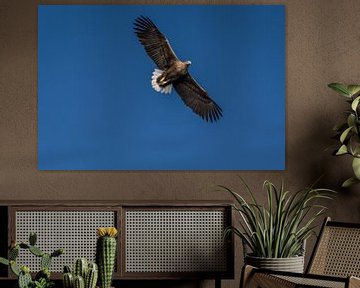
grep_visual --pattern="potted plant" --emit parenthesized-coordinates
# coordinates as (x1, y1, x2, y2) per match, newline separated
(328, 83, 360, 187)
(218, 178, 334, 273)
(0, 232, 63, 288)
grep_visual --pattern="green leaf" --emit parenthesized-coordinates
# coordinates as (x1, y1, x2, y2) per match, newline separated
(10, 261, 20, 276)
(347, 85, 360, 97)
(340, 126, 353, 143)
(328, 83, 351, 97)
(29, 232, 37, 246)
(347, 114, 357, 129)
(349, 135, 360, 156)
(336, 144, 348, 155)
(342, 177, 360, 188)
(0, 257, 9, 266)
(352, 96, 360, 111)
(352, 157, 360, 179)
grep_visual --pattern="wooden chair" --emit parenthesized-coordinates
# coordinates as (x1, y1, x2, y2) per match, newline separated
(241, 217, 360, 288)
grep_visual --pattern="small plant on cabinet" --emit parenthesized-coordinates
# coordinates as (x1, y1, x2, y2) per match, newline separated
(0, 232, 63, 288)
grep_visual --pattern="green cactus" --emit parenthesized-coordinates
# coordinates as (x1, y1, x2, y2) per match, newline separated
(41, 253, 52, 270)
(96, 227, 118, 288)
(0, 232, 63, 288)
(10, 260, 20, 276)
(18, 269, 32, 288)
(0, 257, 9, 266)
(73, 275, 85, 288)
(9, 246, 19, 260)
(29, 232, 37, 246)
(63, 271, 74, 288)
(85, 263, 98, 288)
(74, 258, 88, 279)
(19, 243, 30, 249)
(51, 248, 64, 258)
(63, 265, 72, 273)
(29, 245, 44, 257)
(63, 259, 98, 288)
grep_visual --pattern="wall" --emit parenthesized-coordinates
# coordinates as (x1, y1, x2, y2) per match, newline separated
(1, 0, 360, 287)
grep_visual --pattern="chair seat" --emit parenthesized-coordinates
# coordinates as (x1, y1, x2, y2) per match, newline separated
(241, 218, 360, 288)
(242, 265, 360, 288)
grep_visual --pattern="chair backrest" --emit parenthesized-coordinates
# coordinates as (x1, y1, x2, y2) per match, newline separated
(307, 217, 360, 277)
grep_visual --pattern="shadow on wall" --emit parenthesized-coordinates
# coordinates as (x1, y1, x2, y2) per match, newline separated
(306, 112, 360, 221)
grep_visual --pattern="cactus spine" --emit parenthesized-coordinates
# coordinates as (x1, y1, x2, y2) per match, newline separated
(96, 227, 118, 288)
(63, 272, 74, 288)
(63, 260, 98, 288)
(75, 258, 88, 279)
(18, 268, 32, 288)
(74, 275, 85, 288)
(85, 262, 98, 288)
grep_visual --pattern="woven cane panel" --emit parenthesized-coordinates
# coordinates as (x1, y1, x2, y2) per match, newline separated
(15, 211, 115, 272)
(310, 226, 360, 277)
(277, 275, 345, 288)
(125, 210, 227, 273)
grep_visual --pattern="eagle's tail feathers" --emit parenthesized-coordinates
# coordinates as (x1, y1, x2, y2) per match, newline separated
(151, 68, 172, 94)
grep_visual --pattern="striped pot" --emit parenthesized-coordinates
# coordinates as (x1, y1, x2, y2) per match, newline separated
(245, 254, 305, 273)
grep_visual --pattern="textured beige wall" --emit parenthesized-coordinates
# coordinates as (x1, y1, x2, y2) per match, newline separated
(1, 0, 360, 287)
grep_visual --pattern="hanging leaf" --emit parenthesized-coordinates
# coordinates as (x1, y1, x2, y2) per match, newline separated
(352, 157, 360, 179)
(336, 145, 348, 155)
(340, 127, 353, 143)
(328, 83, 351, 97)
(349, 135, 360, 157)
(342, 177, 360, 188)
(351, 96, 360, 111)
(347, 114, 356, 128)
(347, 85, 360, 97)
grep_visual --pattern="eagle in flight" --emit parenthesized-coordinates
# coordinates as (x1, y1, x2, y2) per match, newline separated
(134, 16, 223, 122)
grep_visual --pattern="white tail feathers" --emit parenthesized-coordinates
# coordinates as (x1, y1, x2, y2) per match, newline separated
(151, 68, 172, 94)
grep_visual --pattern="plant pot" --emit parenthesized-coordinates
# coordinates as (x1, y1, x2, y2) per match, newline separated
(245, 254, 305, 273)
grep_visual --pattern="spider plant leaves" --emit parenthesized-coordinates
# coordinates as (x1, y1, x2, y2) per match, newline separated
(219, 179, 335, 258)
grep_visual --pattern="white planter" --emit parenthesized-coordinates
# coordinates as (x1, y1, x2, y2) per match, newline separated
(245, 254, 305, 273)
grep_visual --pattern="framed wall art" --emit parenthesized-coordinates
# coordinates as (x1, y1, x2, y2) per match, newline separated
(38, 5, 285, 170)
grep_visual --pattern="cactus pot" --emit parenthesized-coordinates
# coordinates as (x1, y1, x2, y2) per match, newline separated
(245, 254, 305, 273)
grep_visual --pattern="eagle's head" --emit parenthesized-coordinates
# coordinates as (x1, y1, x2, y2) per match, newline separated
(184, 60, 192, 66)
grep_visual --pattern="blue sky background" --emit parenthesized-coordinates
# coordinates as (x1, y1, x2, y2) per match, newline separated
(38, 5, 285, 170)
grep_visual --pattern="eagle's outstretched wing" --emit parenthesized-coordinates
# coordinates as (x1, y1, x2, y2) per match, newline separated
(173, 74, 223, 122)
(134, 16, 178, 69)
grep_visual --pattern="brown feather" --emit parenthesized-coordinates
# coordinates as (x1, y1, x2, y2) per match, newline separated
(134, 16, 178, 69)
(173, 74, 223, 122)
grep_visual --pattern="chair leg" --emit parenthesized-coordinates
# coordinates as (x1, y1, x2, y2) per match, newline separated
(240, 265, 255, 288)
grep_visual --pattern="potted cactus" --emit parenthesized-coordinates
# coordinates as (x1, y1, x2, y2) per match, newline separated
(0, 232, 63, 288)
(62, 258, 98, 288)
(96, 227, 118, 288)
